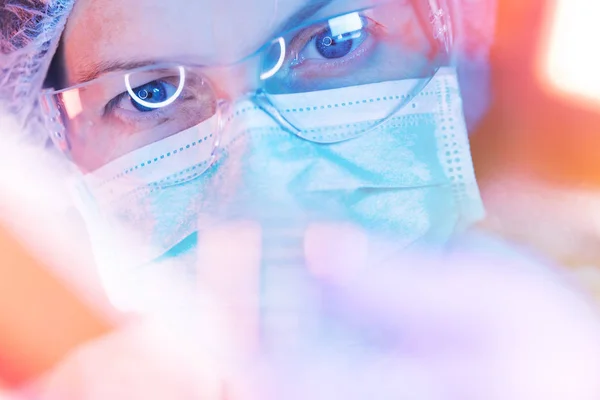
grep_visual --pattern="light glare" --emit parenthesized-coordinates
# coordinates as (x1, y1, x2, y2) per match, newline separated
(328, 12, 363, 37)
(543, 0, 600, 105)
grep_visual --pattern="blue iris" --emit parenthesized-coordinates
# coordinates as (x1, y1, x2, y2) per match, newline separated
(130, 80, 168, 112)
(315, 29, 353, 59)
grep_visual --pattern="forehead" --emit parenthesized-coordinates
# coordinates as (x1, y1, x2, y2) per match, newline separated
(63, 0, 332, 83)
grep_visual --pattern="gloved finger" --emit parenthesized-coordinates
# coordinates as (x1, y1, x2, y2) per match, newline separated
(305, 222, 522, 329)
(196, 220, 262, 354)
(36, 317, 263, 400)
(196, 221, 271, 400)
(303, 221, 434, 334)
(304, 223, 600, 399)
(304, 222, 369, 281)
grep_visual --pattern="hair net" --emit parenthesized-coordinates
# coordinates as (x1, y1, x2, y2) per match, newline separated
(0, 0, 496, 146)
(0, 0, 74, 146)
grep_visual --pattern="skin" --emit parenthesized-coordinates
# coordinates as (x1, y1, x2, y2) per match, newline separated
(37, 6, 600, 397)
(61, 0, 302, 170)
(55, 0, 452, 350)
(63, 0, 291, 87)
(60, 0, 434, 170)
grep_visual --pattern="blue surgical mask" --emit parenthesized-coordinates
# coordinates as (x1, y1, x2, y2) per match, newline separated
(71, 67, 484, 312)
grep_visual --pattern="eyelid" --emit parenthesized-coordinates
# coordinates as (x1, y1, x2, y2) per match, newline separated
(104, 92, 127, 116)
(287, 22, 331, 61)
(259, 5, 375, 55)
(287, 5, 374, 36)
(103, 76, 182, 114)
(286, 13, 371, 63)
(103, 79, 170, 117)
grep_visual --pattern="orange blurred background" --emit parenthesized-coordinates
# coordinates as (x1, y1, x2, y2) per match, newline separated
(472, 0, 600, 184)
(0, 224, 112, 389)
(472, 0, 600, 272)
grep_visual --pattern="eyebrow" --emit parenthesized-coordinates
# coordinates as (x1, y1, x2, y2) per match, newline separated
(73, 59, 159, 86)
(273, 0, 335, 36)
(73, 0, 335, 86)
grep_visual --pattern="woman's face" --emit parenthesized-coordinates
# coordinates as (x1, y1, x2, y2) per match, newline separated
(59, 0, 321, 168)
(59, 0, 437, 170)
(53, 0, 485, 311)
(63, 0, 357, 87)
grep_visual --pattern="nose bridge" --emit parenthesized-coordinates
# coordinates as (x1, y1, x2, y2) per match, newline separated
(209, 60, 262, 104)
(210, 63, 273, 146)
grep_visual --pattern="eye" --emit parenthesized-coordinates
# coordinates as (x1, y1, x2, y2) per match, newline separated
(292, 13, 371, 65)
(102, 69, 217, 129)
(125, 80, 177, 112)
(313, 27, 363, 59)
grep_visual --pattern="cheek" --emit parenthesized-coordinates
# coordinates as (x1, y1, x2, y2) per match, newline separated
(66, 122, 119, 173)
(69, 135, 112, 174)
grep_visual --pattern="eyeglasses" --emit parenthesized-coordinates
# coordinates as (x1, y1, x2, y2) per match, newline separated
(41, 0, 452, 173)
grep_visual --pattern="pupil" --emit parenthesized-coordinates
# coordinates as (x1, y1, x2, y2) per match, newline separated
(131, 81, 168, 112)
(315, 29, 353, 59)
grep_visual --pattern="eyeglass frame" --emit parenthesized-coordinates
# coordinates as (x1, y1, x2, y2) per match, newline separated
(40, 0, 454, 172)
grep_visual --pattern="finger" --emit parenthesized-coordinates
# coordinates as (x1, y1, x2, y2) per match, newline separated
(304, 222, 369, 281)
(304, 223, 475, 326)
(306, 226, 600, 399)
(196, 221, 262, 355)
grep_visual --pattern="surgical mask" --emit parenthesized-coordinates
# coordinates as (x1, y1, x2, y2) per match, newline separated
(68, 67, 484, 312)
(39, 0, 481, 312)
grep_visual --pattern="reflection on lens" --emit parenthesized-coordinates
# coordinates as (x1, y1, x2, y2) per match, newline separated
(261, 37, 286, 80)
(125, 66, 186, 110)
(258, 0, 450, 142)
(47, 65, 218, 172)
(260, 2, 446, 93)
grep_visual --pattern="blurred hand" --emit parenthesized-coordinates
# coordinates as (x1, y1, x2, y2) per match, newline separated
(283, 224, 600, 400)
(35, 223, 600, 400)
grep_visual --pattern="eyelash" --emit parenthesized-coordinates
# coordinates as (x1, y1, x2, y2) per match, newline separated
(103, 13, 379, 121)
(104, 80, 182, 125)
(105, 93, 168, 121)
(287, 15, 378, 67)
